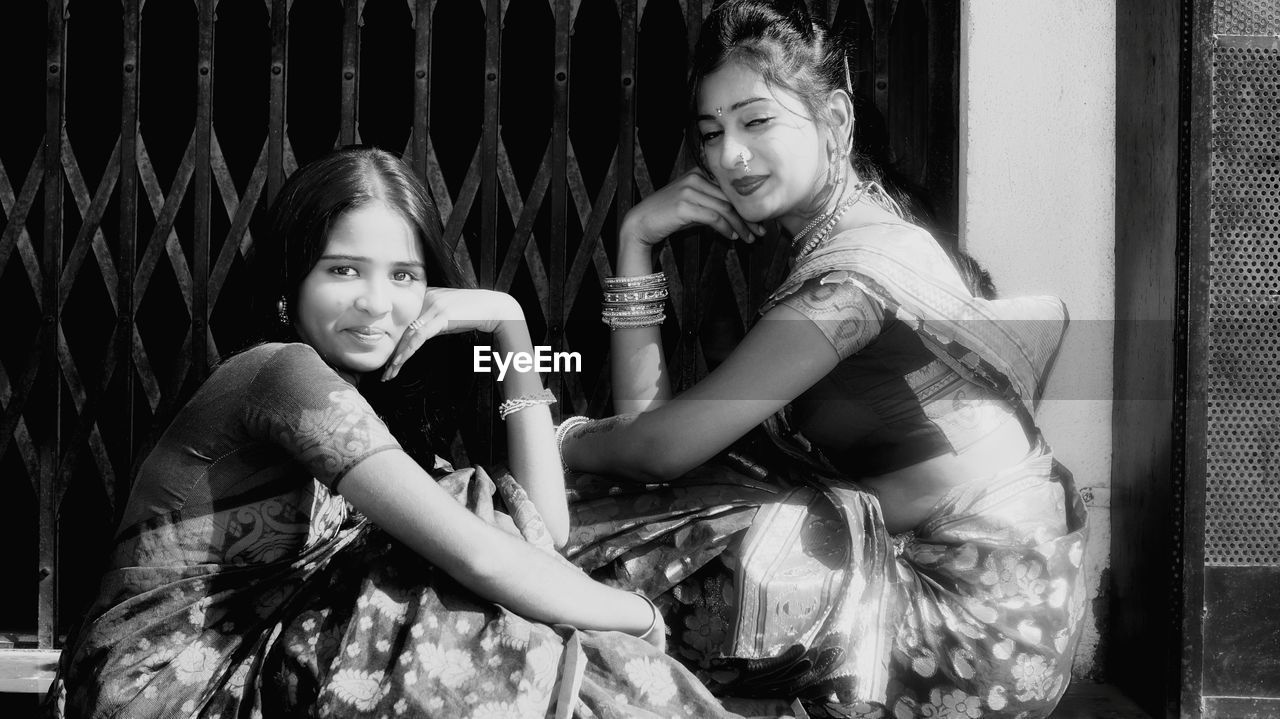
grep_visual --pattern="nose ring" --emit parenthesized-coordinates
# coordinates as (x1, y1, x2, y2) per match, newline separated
(736, 151, 750, 174)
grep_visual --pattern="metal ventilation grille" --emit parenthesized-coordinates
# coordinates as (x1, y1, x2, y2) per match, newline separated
(1205, 42, 1280, 567)
(1214, 0, 1280, 35)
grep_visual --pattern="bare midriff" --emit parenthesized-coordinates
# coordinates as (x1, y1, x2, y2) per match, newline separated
(860, 413, 1032, 534)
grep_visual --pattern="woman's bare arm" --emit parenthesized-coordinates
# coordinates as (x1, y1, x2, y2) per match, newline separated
(564, 304, 841, 481)
(339, 449, 658, 637)
(608, 171, 762, 415)
(382, 289, 568, 547)
(609, 227, 673, 414)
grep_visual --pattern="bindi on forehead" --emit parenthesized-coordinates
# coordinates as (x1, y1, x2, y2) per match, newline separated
(699, 97, 770, 121)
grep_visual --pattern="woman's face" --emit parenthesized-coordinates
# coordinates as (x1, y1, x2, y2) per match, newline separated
(696, 61, 829, 225)
(294, 201, 428, 382)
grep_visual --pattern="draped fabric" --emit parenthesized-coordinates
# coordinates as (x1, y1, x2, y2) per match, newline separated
(567, 446, 1086, 719)
(766, 223, 1069, 419)
(45, 345, 738, 719)
(566, 223, 1087, 718)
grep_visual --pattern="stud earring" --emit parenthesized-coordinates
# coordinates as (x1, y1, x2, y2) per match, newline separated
(276, 296, 290, 325)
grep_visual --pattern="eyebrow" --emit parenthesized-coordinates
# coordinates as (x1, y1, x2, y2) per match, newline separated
(318, 253, 426, 269)
(696, 97, 770, 121)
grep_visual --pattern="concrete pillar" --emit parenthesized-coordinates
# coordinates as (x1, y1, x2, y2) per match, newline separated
(959, 1, 1116, 678)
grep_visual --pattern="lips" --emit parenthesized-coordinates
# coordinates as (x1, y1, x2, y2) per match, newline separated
(730, 175, 767, 196)
(344, 327, 388, 345)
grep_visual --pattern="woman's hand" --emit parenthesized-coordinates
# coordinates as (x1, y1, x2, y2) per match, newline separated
(620, 170, 765, 251)
(382, 288, 523, 381)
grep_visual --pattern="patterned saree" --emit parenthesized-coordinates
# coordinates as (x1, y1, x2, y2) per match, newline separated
(566, 226, 1089, 719)
(47, 463, 739, 719)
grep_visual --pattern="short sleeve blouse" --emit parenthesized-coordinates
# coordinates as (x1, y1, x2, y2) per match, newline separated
(772, 271, 886, 360)
(243, 343, 402, 490)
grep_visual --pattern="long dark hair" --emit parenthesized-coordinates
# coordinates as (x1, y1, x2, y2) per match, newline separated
(252, 147, 473, 465)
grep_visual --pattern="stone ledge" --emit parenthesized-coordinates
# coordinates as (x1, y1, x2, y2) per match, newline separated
(0, 649, 58, 694)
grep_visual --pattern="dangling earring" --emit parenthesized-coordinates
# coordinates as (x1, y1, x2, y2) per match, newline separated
(276, 296, 290, 325)
(831, 143, 852, 185)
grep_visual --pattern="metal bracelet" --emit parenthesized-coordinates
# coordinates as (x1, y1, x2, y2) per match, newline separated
(497, 388, 557, 420)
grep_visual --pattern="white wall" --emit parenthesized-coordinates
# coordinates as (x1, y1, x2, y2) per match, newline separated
(959, 1, 1116, 679)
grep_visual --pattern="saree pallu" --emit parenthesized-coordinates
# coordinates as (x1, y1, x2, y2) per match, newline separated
(47, 467, 738, 719)
(565, 441, 1088, 719)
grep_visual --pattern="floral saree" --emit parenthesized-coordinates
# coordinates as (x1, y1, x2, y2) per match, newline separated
(47, 466, 739, 718)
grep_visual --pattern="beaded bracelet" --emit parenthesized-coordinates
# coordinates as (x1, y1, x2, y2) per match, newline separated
(497, 388, 557, 420)
(603, 271, 666, 290)
(601, 301, 668, 318)
(604, 313, 666, 330)
(555, 415, 592, 469)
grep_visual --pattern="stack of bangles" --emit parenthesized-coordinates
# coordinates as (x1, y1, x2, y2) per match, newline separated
(601, 271, 668, 330)
(497, 388, 557, 420)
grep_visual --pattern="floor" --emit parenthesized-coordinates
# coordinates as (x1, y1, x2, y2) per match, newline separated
(1052, 682, 1154, 718)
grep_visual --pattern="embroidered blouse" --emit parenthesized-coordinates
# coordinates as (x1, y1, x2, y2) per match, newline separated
(112, 342, 401, 570)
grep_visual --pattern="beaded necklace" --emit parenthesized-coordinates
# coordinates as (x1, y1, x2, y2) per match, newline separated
(792, 181, 872, 260)
(788, 201, 835, 251)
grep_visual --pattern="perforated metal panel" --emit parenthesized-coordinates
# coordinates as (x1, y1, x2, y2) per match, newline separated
(1214, 0, 1280, 36)
(1205, 40, 1280, 567)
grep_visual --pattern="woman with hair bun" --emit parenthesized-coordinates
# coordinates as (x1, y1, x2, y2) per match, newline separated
(559, 2, 1087, 717)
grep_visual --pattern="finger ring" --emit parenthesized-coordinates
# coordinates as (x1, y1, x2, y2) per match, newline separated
(409, 319, 423, 331)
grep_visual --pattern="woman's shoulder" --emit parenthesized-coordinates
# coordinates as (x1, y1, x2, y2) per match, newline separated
(830, 220, 940, 255)
(222, 341, 327, 372)
(212, 342, 339, 394)
(830, 222, 964, 285)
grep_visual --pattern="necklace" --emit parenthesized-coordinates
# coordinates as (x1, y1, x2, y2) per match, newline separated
(793, 181, 871, 260)
(789, 201, 836, 251)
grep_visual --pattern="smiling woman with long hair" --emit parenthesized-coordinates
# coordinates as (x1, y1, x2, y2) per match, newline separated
(44, 147, 739, 719)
